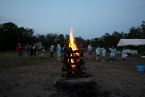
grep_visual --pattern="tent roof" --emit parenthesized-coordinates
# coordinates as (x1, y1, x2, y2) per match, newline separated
(117, 39, 145, 46)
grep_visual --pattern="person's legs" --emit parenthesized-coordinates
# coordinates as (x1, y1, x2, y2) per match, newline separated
(111, 56, 115, 62)
(98, 55, 101, 62)
(102, 56, 105, 61)
(122, 58, 126, 62)
(50, 52, 53, 58)
(96, 55, 99, 61)
(17, 51, 23, 63)
(57, 53, 60, 60)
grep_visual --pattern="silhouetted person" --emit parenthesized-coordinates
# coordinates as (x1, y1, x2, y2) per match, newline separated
(109, 46, 117, 62)
(122, 47, 128, 62)
(56, 44, 62, 61)
(96, 46, 101, 61)
(16, 43, 23, 61)
(101, 47, 106, 61)
(49, 45, 54, 58)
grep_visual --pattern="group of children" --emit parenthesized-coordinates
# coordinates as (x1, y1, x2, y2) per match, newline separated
(94, 46, 128, 62)
(96, 46, 106, 61)
(16, 42, 128, 63)
(16, 43, 63, 62)
(16, 43, 44, 61)
(110, 46, 128, 62)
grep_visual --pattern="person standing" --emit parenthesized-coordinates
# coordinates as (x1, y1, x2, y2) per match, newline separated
(101, 47, 106, 61)
(116, 50, 121, 62)
(49, 45, 54, 58)
(96, 46, 101, 61)
(41, 47, 46, 56)
(56, 44, 62, 61)
(109, 46, 117, 62)
(16, 43, 23, 61)
(87, 44, 93, 61)
(88, 44, 93, 55)
(122, 47, 128, 62)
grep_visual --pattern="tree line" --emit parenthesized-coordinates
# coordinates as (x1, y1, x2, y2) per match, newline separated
(0, 21, 145, 51)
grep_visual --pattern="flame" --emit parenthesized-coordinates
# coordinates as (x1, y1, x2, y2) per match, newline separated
(68, 28, 79, 70)
(69, 28, 78, 50)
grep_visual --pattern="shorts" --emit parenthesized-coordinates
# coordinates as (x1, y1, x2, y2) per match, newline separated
(17, 51, 23, 56)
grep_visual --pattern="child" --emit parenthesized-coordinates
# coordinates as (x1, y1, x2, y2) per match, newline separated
(96, 46, 101, 61)
(110, 46, 117, 62)
(16, 43, 23, 61)
(101, 47, 106, 61)
(41, 48, 45, 56)
(122, 48, 128, 62)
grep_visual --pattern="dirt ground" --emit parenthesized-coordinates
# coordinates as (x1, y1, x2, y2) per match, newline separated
(0, 52, 145, 97)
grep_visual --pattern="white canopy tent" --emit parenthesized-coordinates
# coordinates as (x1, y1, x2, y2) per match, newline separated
(117, 39, 145, 46)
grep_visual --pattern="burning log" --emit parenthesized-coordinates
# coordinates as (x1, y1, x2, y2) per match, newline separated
(61, 47, 85, 78)
(53, 28, 104, 97)
(60, 28, 86, 78)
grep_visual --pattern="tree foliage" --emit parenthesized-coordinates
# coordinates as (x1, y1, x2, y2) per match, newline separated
(0, 22, 35, 50)
(0, 21, 145, 51)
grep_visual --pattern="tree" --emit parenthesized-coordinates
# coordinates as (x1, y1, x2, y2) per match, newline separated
(75, 36, 86, 48)
(90, 38, 99, 48)
(45, 33, 58, 48)
(0, 22, 18, 50)
(102, 33, 111, 48)
(127, 27, 142, 38)
(111, 31, 122, 46)
(0, 22, 35, 50)
(56, 34, 65, 47)
(140, 21, 145, 38)
(17, 27, 34, 44)
(36, 34, 46, 47)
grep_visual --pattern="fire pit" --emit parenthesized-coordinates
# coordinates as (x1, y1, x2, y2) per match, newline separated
(61, 47, 85, 78)
(61, 29, 86, 78)
(54, 29, 99, 97)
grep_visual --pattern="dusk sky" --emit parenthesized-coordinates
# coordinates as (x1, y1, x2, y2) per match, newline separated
(0, 0, 145, 39)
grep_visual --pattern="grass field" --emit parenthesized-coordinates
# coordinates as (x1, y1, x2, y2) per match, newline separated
(0, 52, 145, 97)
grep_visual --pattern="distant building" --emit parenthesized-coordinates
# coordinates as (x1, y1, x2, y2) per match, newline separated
(117, 39, 145, 54)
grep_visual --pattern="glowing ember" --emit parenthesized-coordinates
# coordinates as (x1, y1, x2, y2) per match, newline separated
(71, 64, 76, 69)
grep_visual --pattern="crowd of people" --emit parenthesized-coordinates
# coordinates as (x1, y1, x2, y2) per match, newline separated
(15, 43, 63, 62)
(16, 42, 129, 63)
(16, 43, 45, 61)
(87, 44, 128, 63)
